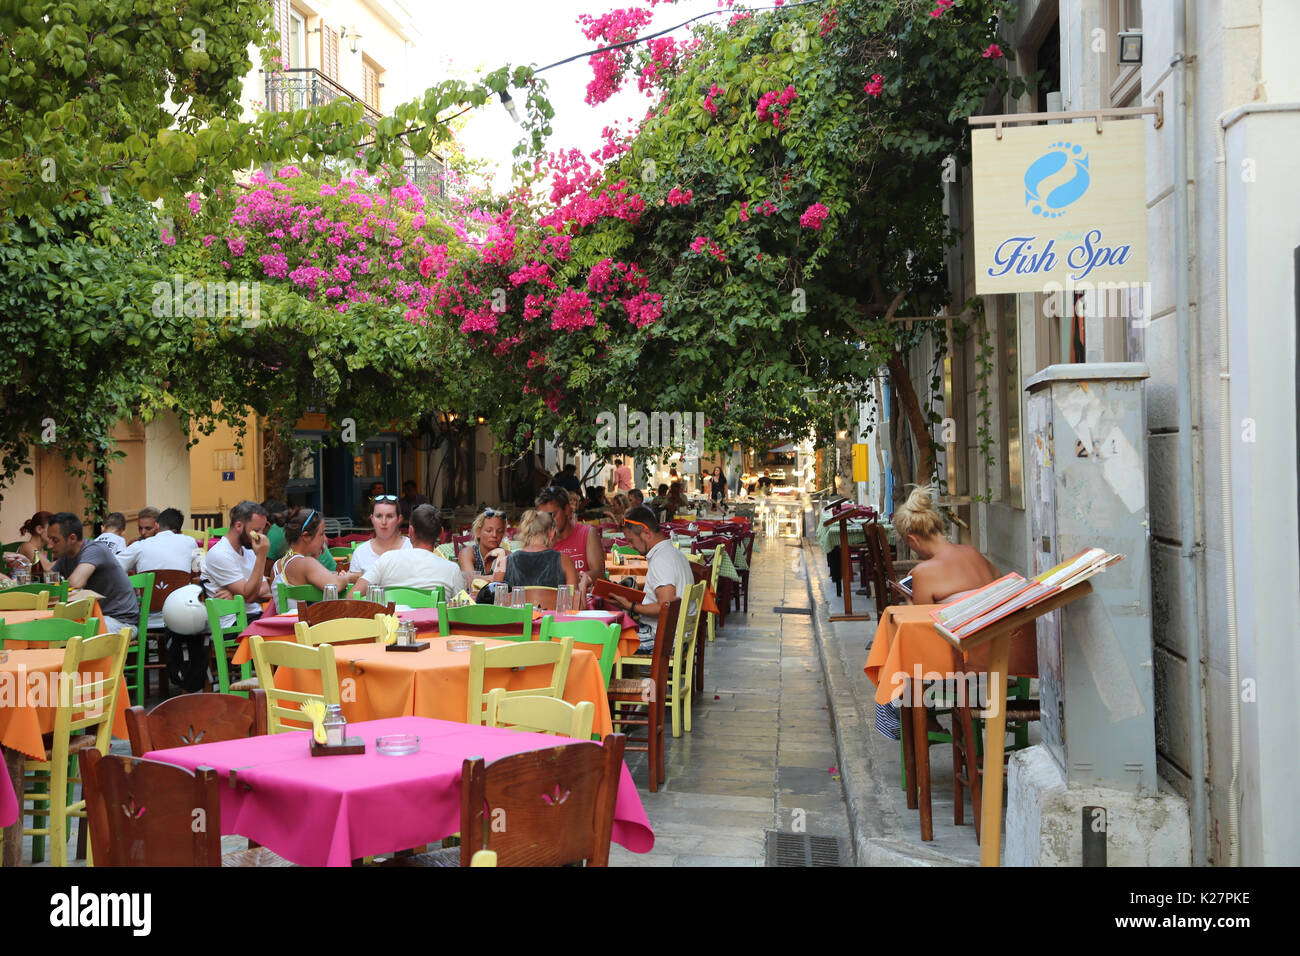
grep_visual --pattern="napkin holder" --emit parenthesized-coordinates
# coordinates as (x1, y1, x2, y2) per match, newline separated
(385, 641, 429, 652)
(310, 737, 365, 757)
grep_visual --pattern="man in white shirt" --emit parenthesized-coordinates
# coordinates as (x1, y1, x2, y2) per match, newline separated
(610, 505, 695, 651)
(118, 508, 198, 628)
(94, 512, 128, 554)
(356, 504, 461, 597)
(202, 501, 271, 627)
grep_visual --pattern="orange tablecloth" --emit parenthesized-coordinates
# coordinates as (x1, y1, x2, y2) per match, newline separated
(0, 649, 131, 760)
(0, 602, 107, 649)
(606, 556, 721, 616)
(232, 612, 638, 665)
(271, 639, 616, 737)
(864, 605, 1038, 706)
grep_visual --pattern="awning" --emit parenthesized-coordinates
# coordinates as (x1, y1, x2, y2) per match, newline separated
(767, 443, 798, 453)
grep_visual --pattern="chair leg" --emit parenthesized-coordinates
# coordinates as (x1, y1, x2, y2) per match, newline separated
(683, 665, 693, 734)
(952, 716, 965, 828)
(959, 704, 982, 843)
(50, 756, 68, 867)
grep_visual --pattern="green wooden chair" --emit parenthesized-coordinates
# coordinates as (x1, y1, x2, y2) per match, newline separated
(209, 527, 229, 539)
(612, 544, 639, 557)
(276, 581, 323, 612)
(537, 616, 621, 686)
(2, 581, 69, 602)
(2, 541, 26, 553)
(436, 601, 533, 642)
(383, 586, 444, 608)
(327, 546, 353, 559)
(205, 596, 254, 697)
(0, 616, 99, 648)
(126, 572, 155, 704)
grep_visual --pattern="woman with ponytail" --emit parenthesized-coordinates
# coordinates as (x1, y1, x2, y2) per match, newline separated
(270, 507, 359, 613)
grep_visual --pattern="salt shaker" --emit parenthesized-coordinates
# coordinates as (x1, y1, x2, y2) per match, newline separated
(323, 704, 346, 747)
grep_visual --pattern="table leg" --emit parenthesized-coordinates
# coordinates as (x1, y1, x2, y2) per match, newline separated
(900, 697, 918, 810)
(2, 746, 24, 867)
(910, 698, 933, 841)
(979, 635, 1011, 867)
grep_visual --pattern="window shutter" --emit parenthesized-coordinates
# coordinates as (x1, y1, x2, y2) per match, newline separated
(273, 0, 291, 66)
(363, 61, 379, 111)
(321, 23, 339, 80)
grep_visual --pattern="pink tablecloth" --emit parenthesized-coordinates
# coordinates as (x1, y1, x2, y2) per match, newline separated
(145, 716, 653, 866)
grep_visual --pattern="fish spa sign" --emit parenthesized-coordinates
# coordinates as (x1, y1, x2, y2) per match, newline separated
(972, 120, 1148, 294)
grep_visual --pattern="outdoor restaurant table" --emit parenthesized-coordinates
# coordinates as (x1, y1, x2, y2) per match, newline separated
(144, 715, 655, 866)
(863, 604, 1038, 706)
(1, 648, 131, 866)
(266, 636, 618, 736)
(0, 602, 108, 647)
(231, 607, 640, 665)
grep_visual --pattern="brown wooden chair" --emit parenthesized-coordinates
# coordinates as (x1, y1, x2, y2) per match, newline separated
(125, 690, 268, 756)
(606, 598, 681, 792)
(142, 569, 195, 700)
(78, 750, 290, 867)
(689, 560, 713, 693)
(299, 599, 395, 626)
(389, 735, 627, 867)
(864, 523, 918, 614)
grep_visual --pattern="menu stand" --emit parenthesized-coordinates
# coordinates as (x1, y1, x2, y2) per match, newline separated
(822, 506, 876, 622)
(932, 580, 1094, 866)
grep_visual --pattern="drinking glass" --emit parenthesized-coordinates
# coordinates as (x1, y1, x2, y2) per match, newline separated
(44, 571, 62, 585)
(555, 585, 572, 616)
(368, 585, 385, 606)
(14, 568, 29, 586)
(492, 582, 509, 607)
(511, 586, 526, 609)
(322, 583, 339, 601)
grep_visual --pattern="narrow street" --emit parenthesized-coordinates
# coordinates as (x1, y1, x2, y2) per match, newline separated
(611, 532, 854, 866)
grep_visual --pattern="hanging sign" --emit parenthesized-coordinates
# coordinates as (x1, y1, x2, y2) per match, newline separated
(972, 120, 1148, 294)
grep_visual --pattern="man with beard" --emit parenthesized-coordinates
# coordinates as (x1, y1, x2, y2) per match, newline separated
(203, 500, 271, 627)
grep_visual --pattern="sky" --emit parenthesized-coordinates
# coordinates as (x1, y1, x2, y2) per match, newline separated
(404, 0, 731, 193)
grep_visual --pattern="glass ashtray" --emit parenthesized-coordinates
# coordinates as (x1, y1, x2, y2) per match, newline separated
(445, 639, 475, 652)
(375, 734, 421, 756)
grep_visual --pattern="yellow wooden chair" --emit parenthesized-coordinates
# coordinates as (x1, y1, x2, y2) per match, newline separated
(248, 635, 341, 734)
(466, 636, 573, 725)
(705, 544, 724, 643)
(21, 629, 130, 866)
(51, 598, 94, 622)
(293, 616, 387, 646)
(484, 688, 595, 739)
(0, 589, 49, 611)
(471, 850, 497, 867)
(665, 580, 706, 738)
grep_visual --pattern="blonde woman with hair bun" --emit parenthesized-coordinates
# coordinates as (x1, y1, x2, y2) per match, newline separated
(893, 486, 1000, 606)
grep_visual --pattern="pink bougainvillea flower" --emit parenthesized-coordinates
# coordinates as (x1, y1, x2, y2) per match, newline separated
(666, 186, 693, 206)
(800, 203, 830, 230)
(983, 44, 1004, 58)
(863, 73, 884, 97)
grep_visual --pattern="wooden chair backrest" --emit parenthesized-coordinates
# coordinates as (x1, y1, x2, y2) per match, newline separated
(466, 636, 573, 725)
(300, 600, 395, 626)
(249, 635, 341, 733)
(380, 587, 442, 609)
(459, 734, 626, 866)
(55, 630, 130, 752)
(438, 602, 534, 641)
(0, 590, 47, 610)
(79, 750, 223, 866)
(646, 598, 682, 716)
(126, 690, 268, 756)
(51, 598, 93, 621)
(484, 689, 595, 739)
(148, 569, 195, 614)
(537, 617, 620, 685)
(523, 586, 557, 610)
(863, 523, 893, 615)
(0, 616, 98, 648)
(294, 616, 386, 646)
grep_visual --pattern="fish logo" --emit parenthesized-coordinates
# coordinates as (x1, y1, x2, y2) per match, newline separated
(1024, 141, 1090, 218)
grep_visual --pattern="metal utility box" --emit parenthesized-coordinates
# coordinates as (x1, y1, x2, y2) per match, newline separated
(1025, 363, 1156, 792)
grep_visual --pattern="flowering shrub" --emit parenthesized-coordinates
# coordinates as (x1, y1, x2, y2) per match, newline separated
(799, 203, 830, 230)
(756, 86, 798, 128)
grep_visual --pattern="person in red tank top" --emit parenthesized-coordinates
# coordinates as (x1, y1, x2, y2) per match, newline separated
(535, 486, 606, 600)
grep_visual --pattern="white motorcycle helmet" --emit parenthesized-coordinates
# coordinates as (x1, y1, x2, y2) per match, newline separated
(162, 584, 209, 635)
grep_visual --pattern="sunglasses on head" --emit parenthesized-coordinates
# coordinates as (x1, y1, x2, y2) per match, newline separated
(373, 494, 398, 502)
(623, 518, 652, 532)
(483, 508, 505, 517)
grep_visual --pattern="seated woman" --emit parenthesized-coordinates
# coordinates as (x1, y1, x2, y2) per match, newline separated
(493, 509, 578, 601)
(665, 481, 688, 519)
(271, 508, 359, 613)
(11, 511, 53, 571)
(348, 495, 410, 578)
(601, 493, 629, 532)
(892, 486, 998, 605)
(459, 508, 509, 586)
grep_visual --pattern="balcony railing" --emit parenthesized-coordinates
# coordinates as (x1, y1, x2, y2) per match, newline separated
(262, 68, 445, 198)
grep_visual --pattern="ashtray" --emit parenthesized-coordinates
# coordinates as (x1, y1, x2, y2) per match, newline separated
(446, 639, 475, 652)
(375, 734, 420, 756)
(0, 650, 8, 664)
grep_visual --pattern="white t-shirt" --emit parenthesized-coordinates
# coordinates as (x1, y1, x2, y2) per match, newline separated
(203, 537, 258, 629)
(348, 537, 412, 577)
(94, 532, 127, 555)
(118, 531, 199, 627)
(363, 547, 461, 596)
(643, 538, 695, 610)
